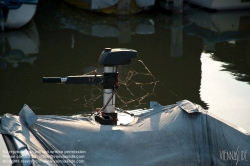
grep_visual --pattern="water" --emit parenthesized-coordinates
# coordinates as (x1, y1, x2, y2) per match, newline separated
(0, 1, 250, 132)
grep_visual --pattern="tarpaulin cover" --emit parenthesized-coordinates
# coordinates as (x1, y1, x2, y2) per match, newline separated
(1, 100, 250, 166)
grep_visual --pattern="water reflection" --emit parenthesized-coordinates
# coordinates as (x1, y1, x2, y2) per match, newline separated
(200, 53, 250, 132)
(213, 41, 250, 82)
(184, 9, 250, 82)
(0, 20, 40, 68)
(184, 9, 250, 44)
(185, 9, 250, 132)
(0, 2, 250, 132)
(60, 4, 155, 43)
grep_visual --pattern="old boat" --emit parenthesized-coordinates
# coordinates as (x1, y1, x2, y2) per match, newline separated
(0, 48, 250, 165)
(0, 0, 39, 30)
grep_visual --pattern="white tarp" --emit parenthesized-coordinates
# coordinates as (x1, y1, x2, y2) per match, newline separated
(1, 100, 250, 165)
(0, 114, 56, 166)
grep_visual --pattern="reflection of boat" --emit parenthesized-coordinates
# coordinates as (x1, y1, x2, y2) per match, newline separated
(183, 9, 250, 134)
(184, 9, 250, 44)
(64, 0, 155, 15)
(188, 0, 250, 10)
(0, 20, 40, 68)
(0, 0, 38, 30)
(157, 0, 190, 13)
(60, 4, 155, 43)
(1, 48, 250, 165)
(157, 0, 250, 12)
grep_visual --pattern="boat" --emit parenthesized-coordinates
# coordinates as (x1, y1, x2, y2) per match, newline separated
(63, 0, 155, 15)
(188, 0, 250, 10)
(0, 0, 39, 30)
(0, 48, 250, 165)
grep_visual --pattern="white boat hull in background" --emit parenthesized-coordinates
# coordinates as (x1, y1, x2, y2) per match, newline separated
(189, 0, 250, 10)
(4, 4, 37, 29)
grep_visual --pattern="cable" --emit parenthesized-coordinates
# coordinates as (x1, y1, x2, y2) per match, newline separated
(89, 86, 117, 117)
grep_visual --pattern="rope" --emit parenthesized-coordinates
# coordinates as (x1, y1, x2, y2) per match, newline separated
(94, 88, 117, 116)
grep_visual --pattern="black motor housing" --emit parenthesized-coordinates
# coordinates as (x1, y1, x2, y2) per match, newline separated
(98, 48, 138, 66)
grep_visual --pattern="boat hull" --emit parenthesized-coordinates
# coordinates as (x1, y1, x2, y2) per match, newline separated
(1, 100, 250, 165)
(189, 0, 250, 10)
(4, 4, 37, 29)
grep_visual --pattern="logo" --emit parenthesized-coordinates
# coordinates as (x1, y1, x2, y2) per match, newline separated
(219, 146, 247, 165)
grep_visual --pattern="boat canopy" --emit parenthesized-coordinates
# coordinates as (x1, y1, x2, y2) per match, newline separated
(1, 100, 250, 165)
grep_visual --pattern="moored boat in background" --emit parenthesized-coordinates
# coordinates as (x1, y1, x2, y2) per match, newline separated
(0, 0, 39, 30)
(188, 0, 250, 10)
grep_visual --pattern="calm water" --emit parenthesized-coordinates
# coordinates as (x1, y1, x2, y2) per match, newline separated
(0, 1, 250, 132)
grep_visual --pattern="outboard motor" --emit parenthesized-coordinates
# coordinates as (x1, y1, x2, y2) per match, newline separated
(43, 48, 138, 125)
